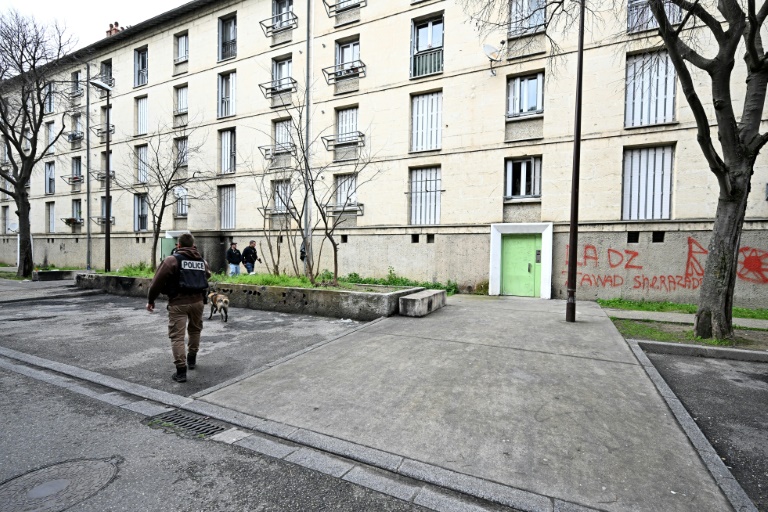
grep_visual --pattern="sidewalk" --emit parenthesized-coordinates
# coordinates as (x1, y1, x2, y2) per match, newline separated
(603, 307, 768, 330)
(199, 295, 731, 511)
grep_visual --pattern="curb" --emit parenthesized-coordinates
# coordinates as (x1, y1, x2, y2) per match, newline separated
(0, 345, 604, 512)
(626, 339, 758, 512)
(0, 289, 106, 304)
(636, 340, 768, 363)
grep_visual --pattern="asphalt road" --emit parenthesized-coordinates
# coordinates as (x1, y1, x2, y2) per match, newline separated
(0, 367, 436, 512)
(647, 353, 768, 511)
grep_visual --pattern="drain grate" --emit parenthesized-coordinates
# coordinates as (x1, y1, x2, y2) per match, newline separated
(150, 410, 228, 437)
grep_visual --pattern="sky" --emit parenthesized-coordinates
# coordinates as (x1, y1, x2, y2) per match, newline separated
(0, 0, 190, 50)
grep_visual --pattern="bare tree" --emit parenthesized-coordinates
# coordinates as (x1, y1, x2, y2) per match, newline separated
(0, 10, 74, 277)
(251, 82, 381, 285)
(111, 122, 211, 270)
(462, 0, 768, 339)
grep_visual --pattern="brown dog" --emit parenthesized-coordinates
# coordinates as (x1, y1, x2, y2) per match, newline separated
(207, 291, 229, 322)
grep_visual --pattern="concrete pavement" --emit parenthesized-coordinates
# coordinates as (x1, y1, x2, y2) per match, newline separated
(0, 279, 752, 511)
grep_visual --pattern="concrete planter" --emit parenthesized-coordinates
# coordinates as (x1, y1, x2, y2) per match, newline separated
(75, 273, 423, 321)
(33, 270, 84, 281)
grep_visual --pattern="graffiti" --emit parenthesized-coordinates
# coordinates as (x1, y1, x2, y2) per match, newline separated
(633, 275, 702, 291)
(685, 237, 707, 278)
(738, 247, 768, 284)
(564, 236, 767, 289)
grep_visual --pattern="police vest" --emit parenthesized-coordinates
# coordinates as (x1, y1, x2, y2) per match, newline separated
(167, 253, 208, 297)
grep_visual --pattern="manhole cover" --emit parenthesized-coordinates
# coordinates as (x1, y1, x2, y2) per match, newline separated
(0, 457, 121, 512)
(150, 410, 227, 437)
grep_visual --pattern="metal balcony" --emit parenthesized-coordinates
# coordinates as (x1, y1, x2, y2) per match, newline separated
(60, 175, 84, 185)
(67, 131, 84, 142)
(91, 170, 115, 181)
(174, 54, 189, 64)
(258, 78, 298, 99)
(322, 60, 367, 84)
(325, 202, 364, 216)
(322, 0, 366, 16)
(321, 132, 365, 151)
(411, 48, 443, 78)
(69, 87, 84, 99)
(91, 216, 115, 226)
(95, 124, 115, 138)
(260, 12, 298, 36)
(61, 217, 84, 226)
(258, 143, 296, 160)
(221, 40, 237, 60)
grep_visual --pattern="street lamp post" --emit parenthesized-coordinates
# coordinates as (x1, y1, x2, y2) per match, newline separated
(89, 77, 113, 272)
(565, 0, 586, 323)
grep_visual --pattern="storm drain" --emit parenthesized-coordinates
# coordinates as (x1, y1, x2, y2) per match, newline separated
(149, 410, 228, 437)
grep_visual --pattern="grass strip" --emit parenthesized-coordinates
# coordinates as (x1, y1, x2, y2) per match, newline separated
(598, 298, 768, 320)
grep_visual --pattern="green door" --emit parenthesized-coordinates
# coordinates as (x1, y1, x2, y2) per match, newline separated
(501, 234, 542, 297)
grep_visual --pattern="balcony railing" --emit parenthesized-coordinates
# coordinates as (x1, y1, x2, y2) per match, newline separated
(136, 68, 148, 86)
(91, 170, 115, 181)
(322, 0, 366, 16)
(60, 175, 84, 185)
(321, 132, 365, 150)
(221, 40, 237, 60)
(69, 87, 84, 99)
(174, 54, 189, 64)
(325, 202, 364, 216)
(62, 217, 84, 226)
(627, 0, 682, 32)
(322, 60, 367, 84)
(259, 78, 298, 99)
(260, 12, 298, 36)
(259, 143, 296, 160)
(67, 131, 84, 142)
(411, 48, 444, 78)
(91, 216, 115, 226)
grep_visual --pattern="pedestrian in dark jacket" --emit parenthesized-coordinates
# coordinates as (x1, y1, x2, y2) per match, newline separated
(147, 233, 211, 383)
(226, 242, 242, 276)
(242, 240, 262, 274)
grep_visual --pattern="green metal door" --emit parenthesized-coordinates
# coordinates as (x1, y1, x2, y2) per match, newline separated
(501, 234, 542, 297)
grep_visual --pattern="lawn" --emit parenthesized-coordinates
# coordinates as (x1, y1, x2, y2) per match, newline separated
(597, 298, 768, 321)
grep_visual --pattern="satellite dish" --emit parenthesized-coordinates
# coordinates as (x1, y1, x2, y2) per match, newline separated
(482, 41, 506, 76)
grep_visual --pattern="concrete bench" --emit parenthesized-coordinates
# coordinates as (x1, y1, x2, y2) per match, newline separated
(399, 289, 447, 317)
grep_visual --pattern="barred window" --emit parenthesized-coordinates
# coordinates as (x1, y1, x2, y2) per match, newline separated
(45, 162, 55, 194)
(134, 193, 149, 231)
(625, 51, 676, 127)
(136, 145, 148, 183)
(336, 174, 357, 207)
(175, 186, 188, 217)
(219, 185, 236, 229)
(411, 92, 442, 152)
(220, 129, 236, 174)
(273, 179, 290, 213)
(622, 146, 673, 220)
(136, 97, 148, 135)
(410, 167, 441, 225)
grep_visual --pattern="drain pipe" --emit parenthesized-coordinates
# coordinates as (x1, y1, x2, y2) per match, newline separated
(302, 0, 313, 272)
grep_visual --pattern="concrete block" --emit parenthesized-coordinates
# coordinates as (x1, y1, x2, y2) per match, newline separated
(399, 289, 447, 317)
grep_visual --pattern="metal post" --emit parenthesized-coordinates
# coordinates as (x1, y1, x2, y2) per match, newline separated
(104, 89, 111, 272)
(302, 0, 313, 272)
(85, 65, 92, 271)
(566, 0, 586, 323)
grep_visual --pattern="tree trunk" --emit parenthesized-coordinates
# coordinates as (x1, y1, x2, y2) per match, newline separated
(15, 189, 33, 278)
(694, 171, 750, 339)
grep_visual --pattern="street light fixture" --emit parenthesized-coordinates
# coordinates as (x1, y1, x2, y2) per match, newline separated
(89, 77, 114, 272)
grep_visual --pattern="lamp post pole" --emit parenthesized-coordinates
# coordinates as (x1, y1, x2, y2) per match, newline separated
(566, 0, 586, 323)
(85, 65, 92, 271)
(104, 88, 111, 272)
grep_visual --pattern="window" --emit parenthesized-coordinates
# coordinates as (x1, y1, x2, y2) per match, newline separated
(627, 0, 682, 33)
(505, 157, 542, 198)
(338, 0, 360, 10)
(410, 167, 441, 225)
(175, 85, 188, 116)
(46, 202, 55, 233)
(220, 129, 236, 174)
(72, 157, 82, 179)
(136, 145, 148, 183)
(273, 57, 293, 91)
(510, 0, 546, 36)
(70, 114, 82, 139)
(622, 146, 673, 220)
(218, 71, 236, 117)
(219, 15, 237, 60)
(336, 39, 360, 75)
(175, 186, 188, 217)
(625, 51, 676, 127)
(507, 73, 544, 117)
(337, 107, 358, 143)
(70, 70, 83, 97)
(1, 206, 8, 234)
(273, 180, 290, 213)
(45, 162, 55, 195)
(176, 137, 188, 167)
(101, 196, 113, 222)
(72, 199, 82, 221)
(274, 0, 293, 29)
(100, 60, 113, 81)
(412, 17, 444, 77)
(411, 92, 442, 152)
(134, 193, 149, 231)
(43, 83, 54, 114)
(219, 185, 236, 229)
(136, 96, 148, 135)
(274, 119, 292, 153)
(336, 174, 357, 207)
(175, 33, 189, 63)
(134, 48, 148, 86)
(102, 150, 113, 177)
(45, 122, 55, 154)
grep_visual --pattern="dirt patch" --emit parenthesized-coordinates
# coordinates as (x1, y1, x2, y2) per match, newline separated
(611, 318, 768, 352)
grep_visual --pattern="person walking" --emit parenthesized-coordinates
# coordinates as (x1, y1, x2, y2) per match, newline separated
(226, 242, 242, 276)
(242, 240, 262, 275)
(146, 233, 210, 383)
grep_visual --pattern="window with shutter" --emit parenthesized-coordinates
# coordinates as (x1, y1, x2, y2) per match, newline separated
(411, 92, 442, 152)
(625, 51, 677, 127)
(622, 146, 673, 220)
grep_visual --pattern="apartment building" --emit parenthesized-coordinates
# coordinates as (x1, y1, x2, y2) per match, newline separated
(1, 0, 767, 305)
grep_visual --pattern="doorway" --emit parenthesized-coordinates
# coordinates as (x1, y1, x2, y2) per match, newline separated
(501, 234, 542, 296)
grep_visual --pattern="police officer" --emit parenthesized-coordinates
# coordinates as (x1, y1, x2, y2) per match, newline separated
(147, 233, 211, 383)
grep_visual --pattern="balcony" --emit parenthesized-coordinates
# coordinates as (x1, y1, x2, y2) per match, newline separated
(60, 175, 84, 185)
(259, 143, 295, 169)
(174, 53, 189, 64)
(259, 78, 298, 107)
(321, 132, 365, 150)
(69, 87, 84, 99)
(627, 0, 682, 32)
(221, 40, 237, 60)
(411, 48, 443, 78)
(91, 170, 115, 182)
(61, 217, 84, 226)
(67, 131, 84, 143)
(322, 0, 366, 17)
(324, 202, 364, 216)
(322, 61, 366, 95)
(91, 216, 115, 226)
(96, 74, 115, 97)
(260, 12, 298, 37)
